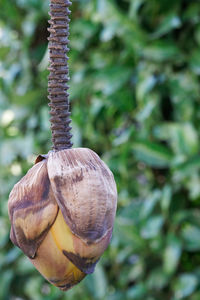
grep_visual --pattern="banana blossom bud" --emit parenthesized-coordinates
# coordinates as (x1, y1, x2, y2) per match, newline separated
(8, 148, 117, 291)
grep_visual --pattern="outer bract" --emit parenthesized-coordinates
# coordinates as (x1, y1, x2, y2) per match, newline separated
(8, 148, 117, 290)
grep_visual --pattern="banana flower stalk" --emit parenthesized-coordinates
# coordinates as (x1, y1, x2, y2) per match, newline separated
(8, 0, 117, 291)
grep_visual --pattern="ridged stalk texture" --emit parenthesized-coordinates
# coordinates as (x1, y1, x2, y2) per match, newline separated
(48, 0, 73, 151)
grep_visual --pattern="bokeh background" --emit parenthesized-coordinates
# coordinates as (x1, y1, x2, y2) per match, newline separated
(1, 0, 200, 299)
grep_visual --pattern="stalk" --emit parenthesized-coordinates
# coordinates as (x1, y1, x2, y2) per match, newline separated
(48, 0, 73, 151)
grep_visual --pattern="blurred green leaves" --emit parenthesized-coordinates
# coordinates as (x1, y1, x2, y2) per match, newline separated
(133, 141, 173, 168)
(1, 0, 200, 299)
(173, 274, 198, 299)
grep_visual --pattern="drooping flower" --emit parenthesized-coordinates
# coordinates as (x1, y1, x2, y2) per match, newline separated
(8, 148, 117, 290)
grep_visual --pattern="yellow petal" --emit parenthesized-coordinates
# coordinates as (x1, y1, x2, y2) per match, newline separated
(30, 210, 86, 291)
(50, 209, 113, 274)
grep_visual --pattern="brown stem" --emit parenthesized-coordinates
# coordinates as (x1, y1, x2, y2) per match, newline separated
(48, 0, 73, 151)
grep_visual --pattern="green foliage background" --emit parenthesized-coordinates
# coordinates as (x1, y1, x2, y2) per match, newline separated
(1, 0, 200, 299)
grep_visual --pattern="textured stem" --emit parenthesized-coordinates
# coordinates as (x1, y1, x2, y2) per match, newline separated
(48, 0, 73, 151)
